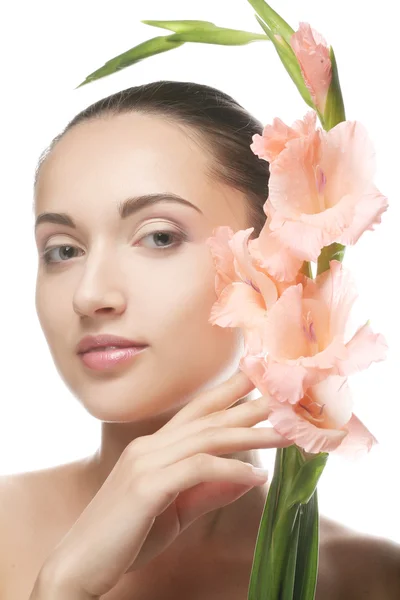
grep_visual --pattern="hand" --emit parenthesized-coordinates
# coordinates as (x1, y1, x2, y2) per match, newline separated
(42, 370, 291, 598)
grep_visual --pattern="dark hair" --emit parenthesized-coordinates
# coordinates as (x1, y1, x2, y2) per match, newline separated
(34, 80, 270, 238)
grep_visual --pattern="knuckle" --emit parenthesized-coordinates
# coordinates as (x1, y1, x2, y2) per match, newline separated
(191, 453, 212, 470)
(122, 440, 149, 475)
(124, 438, 141, 459)
(252, 396, 265, 408)
(251, 396, 270, 415)
(252, 395, 267, 408)
(200, 426, 221, 441)
(124, 435, 149, 460)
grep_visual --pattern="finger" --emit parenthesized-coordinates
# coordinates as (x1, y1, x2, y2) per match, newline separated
(160, 370, 256, 431)
(145, 453, 270, 517)
(137, 426, 291, 473)
(135, 394, 272, 457)
(196, 394, 271, 429)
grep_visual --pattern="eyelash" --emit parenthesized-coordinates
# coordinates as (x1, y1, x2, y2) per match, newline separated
(40, 229, 188, 266)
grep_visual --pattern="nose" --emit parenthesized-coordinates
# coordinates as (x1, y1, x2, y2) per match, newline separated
(73, 289, 127, 318)
(72, 255, 127, 319)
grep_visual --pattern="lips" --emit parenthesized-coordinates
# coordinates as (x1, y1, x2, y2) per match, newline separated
(77, 334, 148, 354)
(79, 345, 148, 371)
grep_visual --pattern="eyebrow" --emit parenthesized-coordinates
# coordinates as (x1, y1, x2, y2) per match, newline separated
(34, 192, 203, 231)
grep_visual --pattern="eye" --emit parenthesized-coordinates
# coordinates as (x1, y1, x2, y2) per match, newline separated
(41, 245, 83, 265)
(137, 228, 188, 251)
(40, 229, 188, 266)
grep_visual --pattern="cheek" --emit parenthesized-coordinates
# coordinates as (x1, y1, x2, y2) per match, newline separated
(35, 281, 50, 335)
(140, 252, 241, 355)
(35, 279, 69, 348)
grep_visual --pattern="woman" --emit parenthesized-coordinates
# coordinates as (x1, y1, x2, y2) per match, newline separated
(1, 81, 399, 599)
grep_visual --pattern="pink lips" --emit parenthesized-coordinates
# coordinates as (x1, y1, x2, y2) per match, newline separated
(79, 346, 148, 371)
(77, 334, 147, 354)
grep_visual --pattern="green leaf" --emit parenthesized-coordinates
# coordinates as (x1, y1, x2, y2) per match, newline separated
(248, 447, 284, 599)
(316, 242, 346, 276)
(285, 453, 328, 509)
(293, 491, 320, 599)
(265, 503, 301, 598)
(254, 15, 314, 109)
(249, 447, 324, 599)
(142, 17, 270, 44)
(75, 35, 184, 89)
(75, 23, 270, 89)
(249, 447, 306, 599)
(166, 26, 269, 45)
(275, 446, 305, 521)
(247, 0, 295, 45)
(141, 19, 220, 33)
(280, 509, 301, 600)
(323, 46, 346, 130)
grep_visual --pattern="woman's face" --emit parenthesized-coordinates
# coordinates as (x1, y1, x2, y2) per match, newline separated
(34, 112, 253, 423)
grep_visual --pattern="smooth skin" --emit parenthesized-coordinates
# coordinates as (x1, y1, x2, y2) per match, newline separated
(30, 110, 291, 598)
(34, 370, 291, 598)
(26, 111, 400, 599)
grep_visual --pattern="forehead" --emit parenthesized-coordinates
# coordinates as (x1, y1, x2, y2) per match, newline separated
(35, 112, 248, 230)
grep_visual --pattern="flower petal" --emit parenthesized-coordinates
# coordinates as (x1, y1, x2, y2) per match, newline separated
(332, 413, 378, 460)
(337, 185, 389, 246)
(206, 226, 237, 296)
(208, 281, 266, 330)
(262, 284, 308, 359)
(240, 357, 358, 454)
(267, 396, 348, 454)
(268, 134, 322, 217)
(305, 260, 358, 340)
(290, 22, 332, 113)
(335, 321, 389, 376)
(266, 120, 388, 260)
(250, 111, 317, 162)
(229, 228, 278, 309)
(241, 352, 328, 406)
(251, 205, 305, 282)
(308, 375, 353, 429)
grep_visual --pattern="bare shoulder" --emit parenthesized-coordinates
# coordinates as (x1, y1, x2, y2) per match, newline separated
(318, 516, 400, 599)
(0, 459, 89, 527)
(0, 471, 41, 595)
(0, 460, 93, 598)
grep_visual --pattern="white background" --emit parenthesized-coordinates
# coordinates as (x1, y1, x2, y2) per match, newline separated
(1, 0, 399, 543)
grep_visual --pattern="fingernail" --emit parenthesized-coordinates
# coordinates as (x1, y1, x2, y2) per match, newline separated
(251, 466, 269, 478)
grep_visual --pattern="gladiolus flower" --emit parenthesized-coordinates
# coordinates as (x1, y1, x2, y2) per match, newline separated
(290, 22, 332, 115)
(250, 110, 317, 163)
(241, 353, 377, 457)
(266, 117, 389, 262)
(249, 202, 305, 282)
(241, 260, 388, 405)
(205, 225, 305, 354)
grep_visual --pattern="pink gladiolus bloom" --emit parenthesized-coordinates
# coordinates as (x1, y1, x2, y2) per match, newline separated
(290, 22, 332, 114)
(206, 226, 304, 355)
(250, 111, 317, 163)
(206, 226, 277, 355)
(241, 260, 387, 405)
(249, 202, 305, 282)
(266, 118, 389, 262)
(241, 353, 377, 457)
